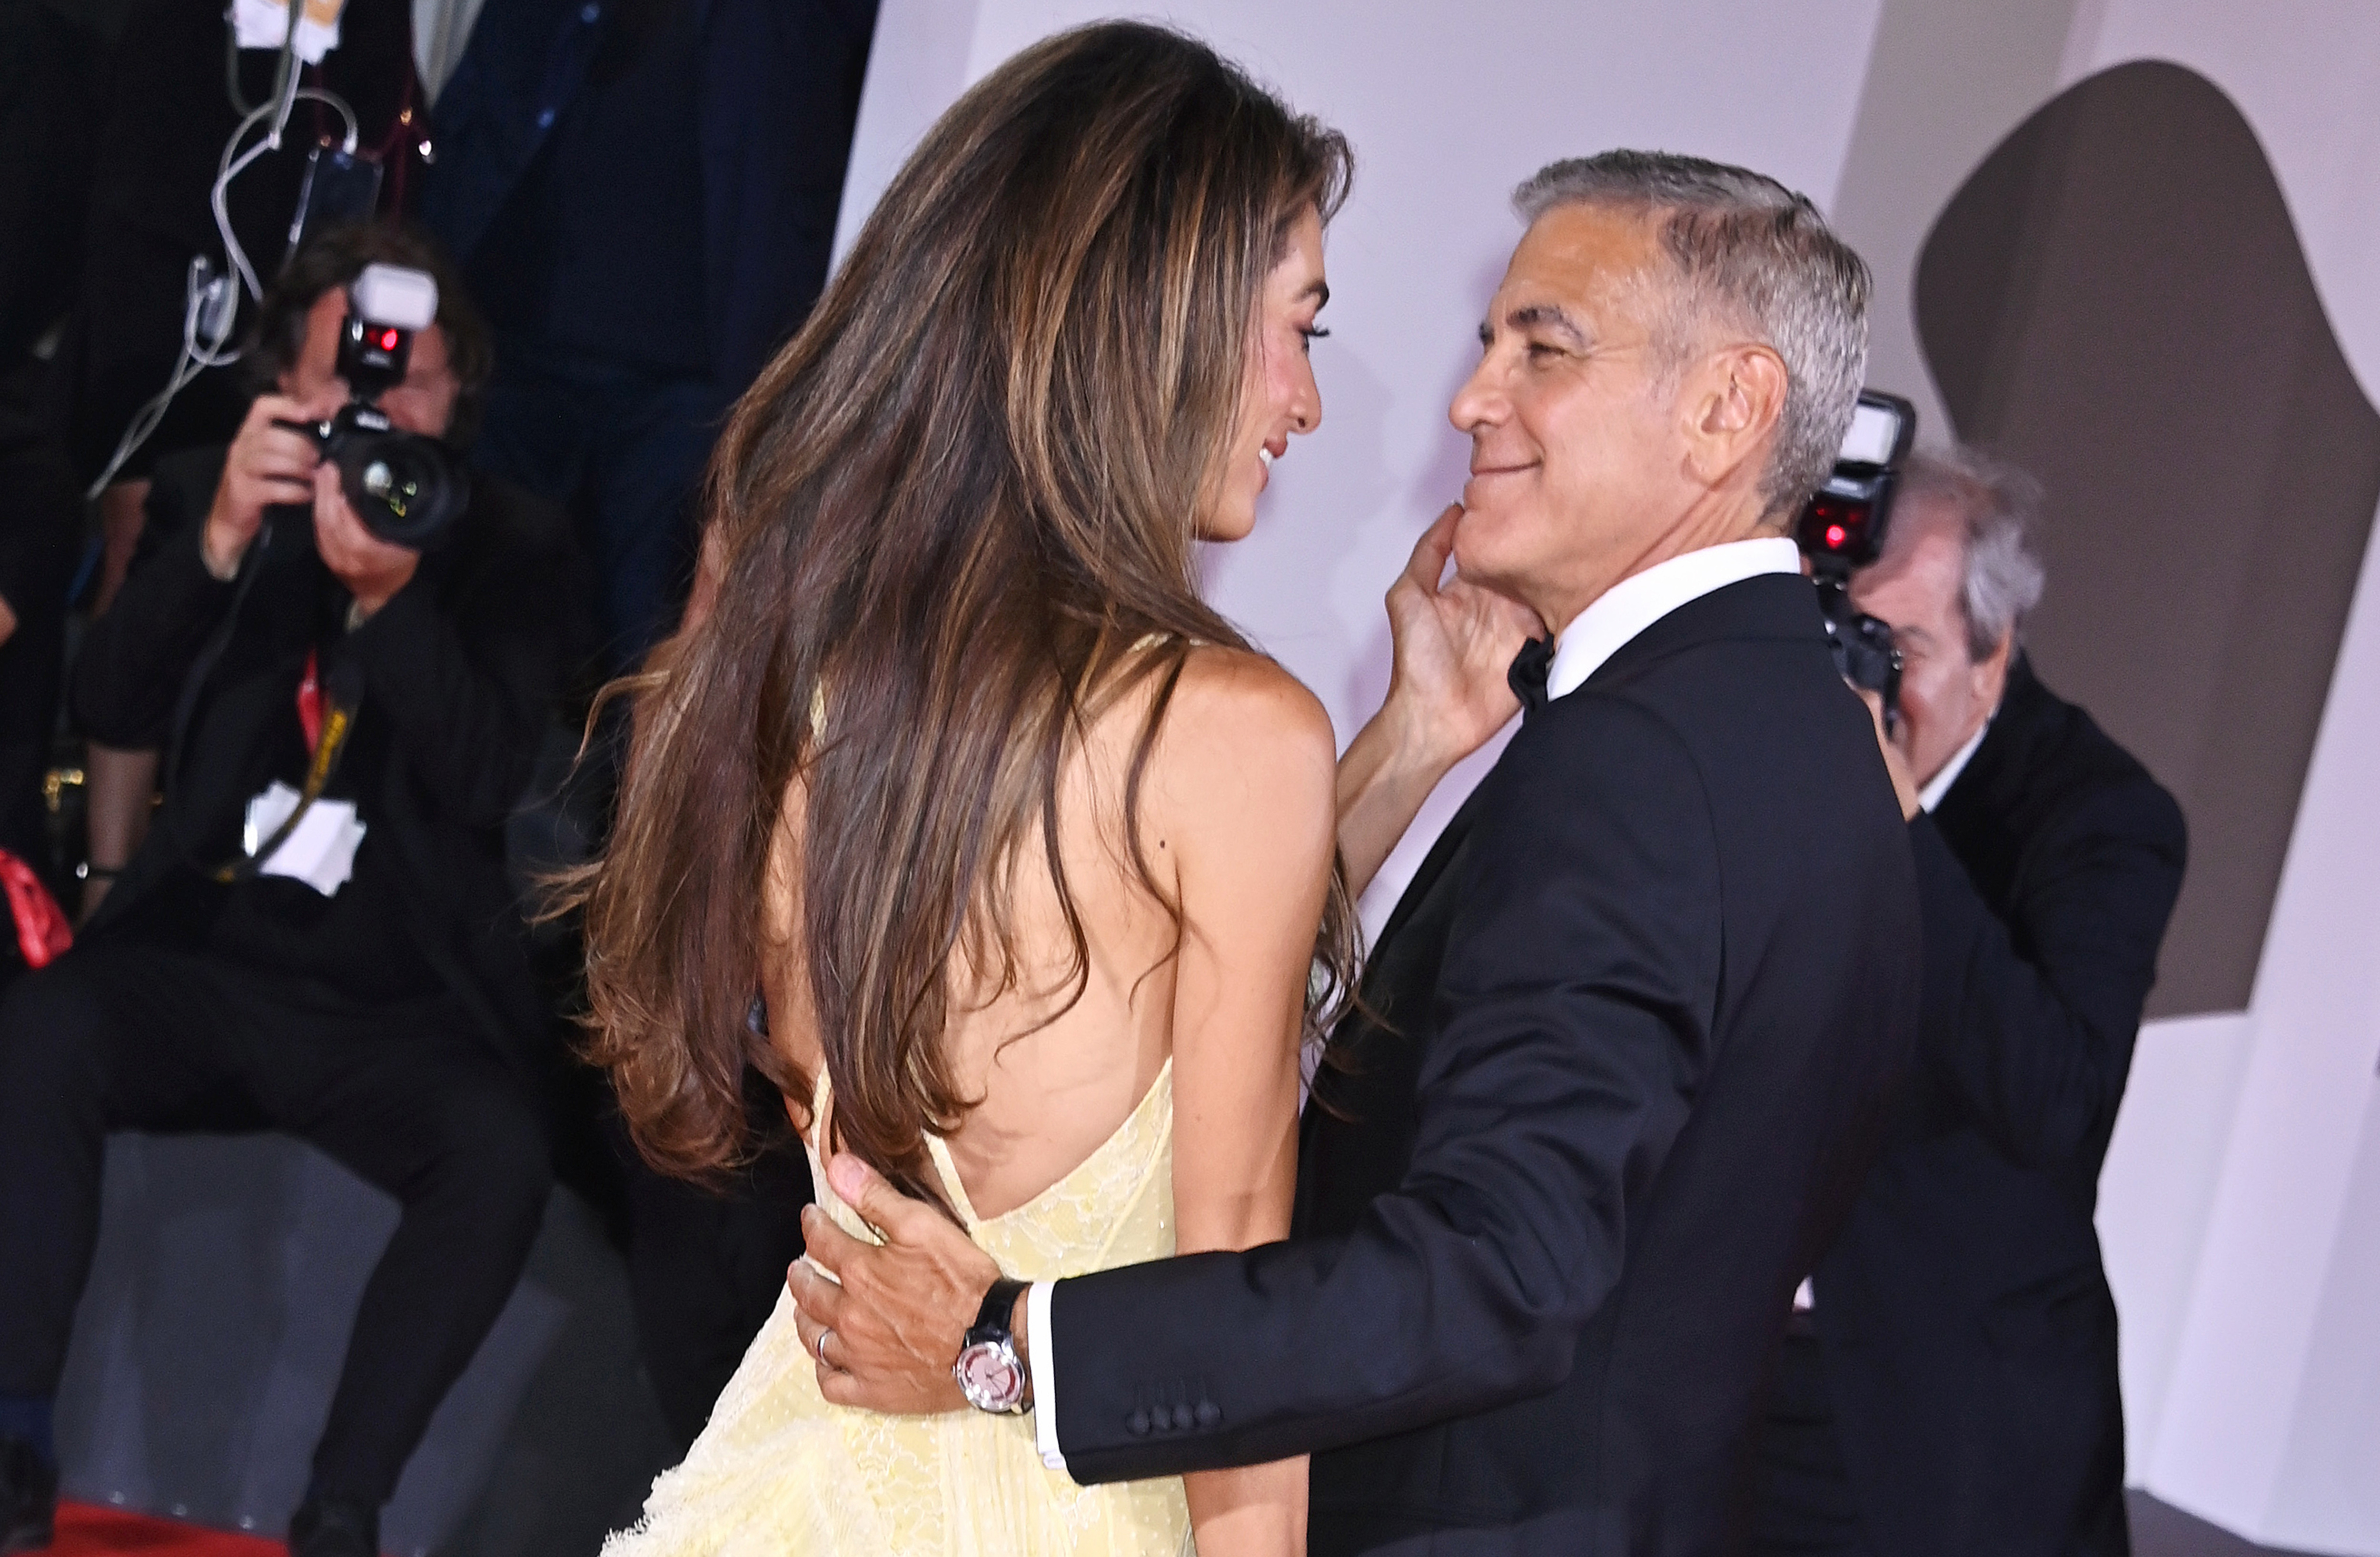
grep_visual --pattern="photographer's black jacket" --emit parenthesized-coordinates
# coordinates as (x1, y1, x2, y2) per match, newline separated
(71, 446, 588, 1071)
(1807, 655, 2185, 1557)
(1046, 576, 1923, 1555)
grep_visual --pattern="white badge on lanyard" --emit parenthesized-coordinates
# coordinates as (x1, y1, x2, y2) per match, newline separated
(231, 0, 349, 65)
(242, 782, 368, 896)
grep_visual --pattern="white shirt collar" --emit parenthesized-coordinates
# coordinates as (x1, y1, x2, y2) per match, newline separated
(1545, 536, 1803, 701)
(1918, 711, 1993, 812)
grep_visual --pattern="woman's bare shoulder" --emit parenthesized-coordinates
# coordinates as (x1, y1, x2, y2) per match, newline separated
(1144, 645, 1337, 850)
(1165, 644, 1335, 761)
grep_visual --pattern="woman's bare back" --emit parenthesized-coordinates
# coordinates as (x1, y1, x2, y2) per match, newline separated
(760, 643, 1336, 1222)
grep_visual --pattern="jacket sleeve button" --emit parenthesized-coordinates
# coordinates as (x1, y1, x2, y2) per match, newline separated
(1196, 1401, 1220, 1428)
(1170, 1403, 1195, 1431)
(1127, 1409, 1150, 1436)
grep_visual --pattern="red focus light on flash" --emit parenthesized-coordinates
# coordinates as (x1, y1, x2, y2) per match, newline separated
(1825, 524, 1847, 549)
(378, 328, 401, 351)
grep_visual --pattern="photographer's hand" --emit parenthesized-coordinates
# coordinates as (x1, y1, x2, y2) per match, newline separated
(204, 392, 342, 579)
(314, 463, 421, 623)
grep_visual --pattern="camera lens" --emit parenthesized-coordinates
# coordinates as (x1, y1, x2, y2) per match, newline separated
(335, 429, 465, 548)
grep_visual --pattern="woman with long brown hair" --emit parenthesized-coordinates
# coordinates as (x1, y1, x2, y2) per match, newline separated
(580, 20, 1359, 1556)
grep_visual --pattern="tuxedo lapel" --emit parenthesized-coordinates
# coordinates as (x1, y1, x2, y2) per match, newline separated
(1369, 777, 1492, 956)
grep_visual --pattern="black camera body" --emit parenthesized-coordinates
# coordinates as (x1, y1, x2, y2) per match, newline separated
(1795, 390, 1917, 728)
(292, 264, 467, 550)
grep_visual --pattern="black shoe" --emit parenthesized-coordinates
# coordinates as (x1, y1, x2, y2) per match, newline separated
(287, 1495, 379, 1557)
(0, 1436, 57, 1556)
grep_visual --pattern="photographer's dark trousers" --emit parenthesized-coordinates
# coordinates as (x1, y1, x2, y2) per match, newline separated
(0, 942, 552, 1506)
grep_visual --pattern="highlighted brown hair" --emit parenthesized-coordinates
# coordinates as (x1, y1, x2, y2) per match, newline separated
(565, 22, 1359, 1206)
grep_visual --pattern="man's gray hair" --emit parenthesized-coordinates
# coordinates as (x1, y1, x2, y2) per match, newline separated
(1513, 150, 1871, 517)
(1888, 445, 2048, 661)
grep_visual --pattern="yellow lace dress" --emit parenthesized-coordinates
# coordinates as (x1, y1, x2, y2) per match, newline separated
(603, 1061, 1192, 1557)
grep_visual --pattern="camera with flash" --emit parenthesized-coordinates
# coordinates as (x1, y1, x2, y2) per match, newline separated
(288, 263, 467, 549)
(1795, 390, 1916, 729)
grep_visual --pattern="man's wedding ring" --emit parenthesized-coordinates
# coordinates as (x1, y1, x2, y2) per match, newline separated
(814, 1327, 835, 1367)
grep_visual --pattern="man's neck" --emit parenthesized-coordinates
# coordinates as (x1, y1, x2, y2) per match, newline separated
(1917, 703, 1999, 812)
(1542, 497, 1777, 639)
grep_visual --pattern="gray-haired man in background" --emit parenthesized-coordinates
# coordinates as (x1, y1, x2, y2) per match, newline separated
(1756, 448, 2187, 1557)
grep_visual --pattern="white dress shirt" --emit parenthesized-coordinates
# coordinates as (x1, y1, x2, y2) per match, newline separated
(1541, 536, 1802, 701)
(1029, 534, 1802, 1471)
(1918, 714, 1991, 814)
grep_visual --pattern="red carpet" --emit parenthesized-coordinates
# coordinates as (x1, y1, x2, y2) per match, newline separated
(50, 1503, 290, 1557)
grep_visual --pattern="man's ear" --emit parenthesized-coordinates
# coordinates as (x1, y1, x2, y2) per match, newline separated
(1679, 343, 1788, 494)
(1972, 628, 2016, 706)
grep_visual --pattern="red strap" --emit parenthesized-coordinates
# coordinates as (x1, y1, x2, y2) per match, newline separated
(0, 850, 72, 970)
(297, 647, 324, 757)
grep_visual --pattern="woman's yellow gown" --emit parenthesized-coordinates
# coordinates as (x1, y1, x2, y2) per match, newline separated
(604, 1061, 1192, 1556)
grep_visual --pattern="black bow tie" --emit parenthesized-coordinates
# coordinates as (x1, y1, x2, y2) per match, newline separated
(1509, 636, 1555, 714)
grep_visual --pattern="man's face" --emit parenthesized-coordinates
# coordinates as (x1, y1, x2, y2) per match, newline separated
(281, 288, 460, 438)
(1447, 205, 1694, 633)
(1849, 506, 2011, 789)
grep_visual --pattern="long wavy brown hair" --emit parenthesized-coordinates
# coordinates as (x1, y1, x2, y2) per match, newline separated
(565, 21, 1360, 1206)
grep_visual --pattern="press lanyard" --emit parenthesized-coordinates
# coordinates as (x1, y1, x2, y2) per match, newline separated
(208, 647, 360, 884)
(297, 646, 324, 754)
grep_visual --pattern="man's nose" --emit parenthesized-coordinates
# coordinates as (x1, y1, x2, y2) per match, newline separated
(1448, 355, 1503, 433)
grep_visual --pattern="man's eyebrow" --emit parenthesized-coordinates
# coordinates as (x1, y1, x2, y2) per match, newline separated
(1507, 304, 1587, 346)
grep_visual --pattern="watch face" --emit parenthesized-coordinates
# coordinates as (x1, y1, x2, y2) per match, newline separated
(956, 1340, 1024, 1411)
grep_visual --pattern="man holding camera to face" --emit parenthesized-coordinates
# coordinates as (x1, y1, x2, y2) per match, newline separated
(0, 224, 586, 1557)
(1755, 446, 2187, 1557)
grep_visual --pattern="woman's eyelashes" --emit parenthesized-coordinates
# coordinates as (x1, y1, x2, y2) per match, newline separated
(1299, 325, 1331, 353)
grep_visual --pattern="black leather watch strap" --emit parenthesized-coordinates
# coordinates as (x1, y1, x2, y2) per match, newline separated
(967, 1276, 1031, 1347)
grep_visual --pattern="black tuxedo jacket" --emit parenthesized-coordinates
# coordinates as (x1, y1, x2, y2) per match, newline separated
(1807, 657, 2185, 1557)
(1046, 574, 1923, 1554)
(69, 445, 590, 1072)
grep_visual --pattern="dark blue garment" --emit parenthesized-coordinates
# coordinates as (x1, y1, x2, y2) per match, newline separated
(462, 0, 709, 377)
(421, 0, 875, 659)
(422, 0, 877, 396)
(0, 1396, 50, 1467)
(471, 337, 730, 665)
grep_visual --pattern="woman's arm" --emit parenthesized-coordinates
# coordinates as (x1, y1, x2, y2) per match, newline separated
(1150, 649, 1341, 1557)
(1336, 506, 1540, 898)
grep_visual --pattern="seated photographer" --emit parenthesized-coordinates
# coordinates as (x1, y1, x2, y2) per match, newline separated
(0, 223, 584, 1557)
(1755, 447, 2187, 1557)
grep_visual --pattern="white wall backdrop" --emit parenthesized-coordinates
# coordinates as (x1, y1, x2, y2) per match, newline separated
(834, 5, 2380, 1549)
(836, 0, 1886, 932)
(2065, 10, 2380, 1549)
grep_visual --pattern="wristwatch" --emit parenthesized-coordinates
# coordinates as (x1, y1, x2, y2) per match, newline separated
(952, 1276, 1032, 1414)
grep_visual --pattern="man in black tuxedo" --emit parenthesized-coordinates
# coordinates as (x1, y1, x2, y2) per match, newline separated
(0, 225, 586, 1557)
(1753, 449, 2186, 1557)
(787, 150, 1924, 1555)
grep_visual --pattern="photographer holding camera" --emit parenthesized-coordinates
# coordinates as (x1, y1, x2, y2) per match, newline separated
(0, 223, 586, 1557)
(1756, 446, 2187, 1557)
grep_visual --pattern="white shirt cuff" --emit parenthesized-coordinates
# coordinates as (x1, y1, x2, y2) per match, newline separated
(1028, 1279, 1066, 1472)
